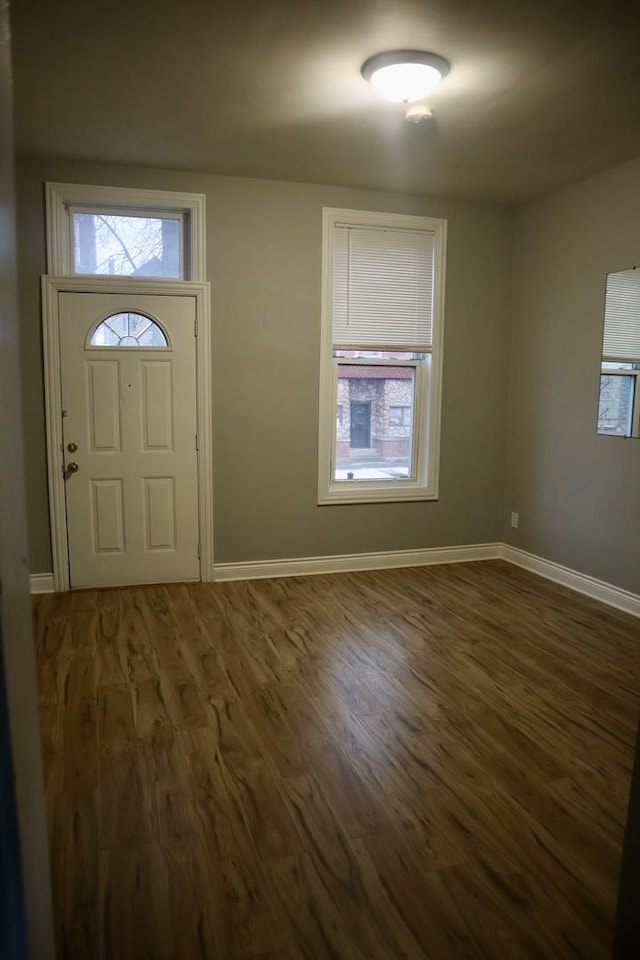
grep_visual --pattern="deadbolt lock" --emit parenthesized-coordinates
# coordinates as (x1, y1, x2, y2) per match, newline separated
(67, 442, 78, 452)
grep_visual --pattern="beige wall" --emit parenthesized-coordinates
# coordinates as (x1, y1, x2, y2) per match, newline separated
(506, 158, 640, 594)
(0, 1, 54, 954)
(17, 157, 513, 571)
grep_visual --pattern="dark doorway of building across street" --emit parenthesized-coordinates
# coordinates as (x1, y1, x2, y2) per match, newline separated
(350, 401, 371, 448)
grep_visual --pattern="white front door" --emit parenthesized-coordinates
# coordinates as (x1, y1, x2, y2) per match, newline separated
(59, 291, 200, 588)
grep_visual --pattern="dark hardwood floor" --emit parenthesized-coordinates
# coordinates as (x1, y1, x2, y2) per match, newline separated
(34, 560, 640, 959)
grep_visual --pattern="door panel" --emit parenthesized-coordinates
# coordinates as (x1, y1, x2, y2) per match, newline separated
(59, 292, 199, 588)
(141, 361, 173, 449)
(90, 479, 125, 553)
(87, 360, 121, 450)
(143, 477, 176, 550)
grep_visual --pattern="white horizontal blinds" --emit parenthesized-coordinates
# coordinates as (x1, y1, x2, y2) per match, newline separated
(602, 269, 640, 361)
(332, 223, 434, 349)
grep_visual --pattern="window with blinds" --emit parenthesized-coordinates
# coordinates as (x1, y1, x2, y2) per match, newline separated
(602, 269, 640, 361)
(598, 266, 640, 438)
(318, 208, 447, 505)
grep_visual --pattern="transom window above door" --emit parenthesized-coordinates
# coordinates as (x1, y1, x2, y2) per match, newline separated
(45, 183, 206, 281)
(72, 210, 183, 279)
(89, 312, 169, 348)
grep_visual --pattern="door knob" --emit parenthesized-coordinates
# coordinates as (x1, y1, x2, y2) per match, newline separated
(67, 442, 78, 452)
(67, 462, 79, 474)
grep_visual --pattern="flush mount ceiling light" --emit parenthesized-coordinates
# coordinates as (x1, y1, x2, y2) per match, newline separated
(361, 50, 450, 103)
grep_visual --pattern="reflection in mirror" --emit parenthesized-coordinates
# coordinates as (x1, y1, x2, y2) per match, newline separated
(597, 267, 640, 438)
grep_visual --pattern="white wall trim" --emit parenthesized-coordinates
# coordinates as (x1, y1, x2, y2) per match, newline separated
(214, 544, 640, 617)
(213, 542, 501, 582)
(33, 543, 640, 618)
(41, 276, 214, 592)
(500, 544, 640, 618)
(30, 573, 56, 594)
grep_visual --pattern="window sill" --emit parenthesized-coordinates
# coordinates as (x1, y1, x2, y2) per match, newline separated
(318, 483, 438, 506)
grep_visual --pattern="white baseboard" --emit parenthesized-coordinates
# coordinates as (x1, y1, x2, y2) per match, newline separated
(212, 542, 502, 582)
(500, 544, 640, 619)
(30, 544, 640, 619)
(30, 573, 56, 594)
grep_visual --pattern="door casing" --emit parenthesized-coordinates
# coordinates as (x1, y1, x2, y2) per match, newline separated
(42, 275, 213, 592)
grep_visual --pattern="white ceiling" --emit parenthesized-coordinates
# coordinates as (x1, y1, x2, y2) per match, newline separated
(10, 0, 640, 203)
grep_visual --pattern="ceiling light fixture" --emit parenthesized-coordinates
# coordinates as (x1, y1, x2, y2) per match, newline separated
(361, 50, 450, 103)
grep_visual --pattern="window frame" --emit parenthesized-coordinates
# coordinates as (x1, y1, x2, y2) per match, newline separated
(318, 207, 447, 505)
(70, 205, 185, 279)
(598, 360, 640, 437)
(45, 183, 206, 282)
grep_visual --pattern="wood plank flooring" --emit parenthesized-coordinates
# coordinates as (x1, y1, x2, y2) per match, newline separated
(34, 560, 640, 959)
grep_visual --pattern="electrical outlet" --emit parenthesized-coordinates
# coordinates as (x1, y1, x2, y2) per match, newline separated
(510, 511, 519, 529)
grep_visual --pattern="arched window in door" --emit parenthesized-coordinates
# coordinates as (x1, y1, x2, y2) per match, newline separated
(89, 311, 169, 347)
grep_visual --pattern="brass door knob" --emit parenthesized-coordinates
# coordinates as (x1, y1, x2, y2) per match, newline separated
(67, 462, 79, 474)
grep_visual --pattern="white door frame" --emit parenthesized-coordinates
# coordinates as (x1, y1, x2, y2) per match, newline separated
(42, 275, 213, 592)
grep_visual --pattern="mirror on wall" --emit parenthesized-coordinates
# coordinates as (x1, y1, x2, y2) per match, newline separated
(597, 266, 640, 438)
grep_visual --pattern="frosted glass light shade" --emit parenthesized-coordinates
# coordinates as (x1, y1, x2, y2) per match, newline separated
(362, 51, 449, 103)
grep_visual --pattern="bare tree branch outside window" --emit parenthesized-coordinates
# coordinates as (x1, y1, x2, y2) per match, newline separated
(73, 213, 180, 278)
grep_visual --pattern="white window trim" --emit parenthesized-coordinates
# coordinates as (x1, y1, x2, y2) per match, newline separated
(318, 207, 447, 505)
(45, 182, 206, 281)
